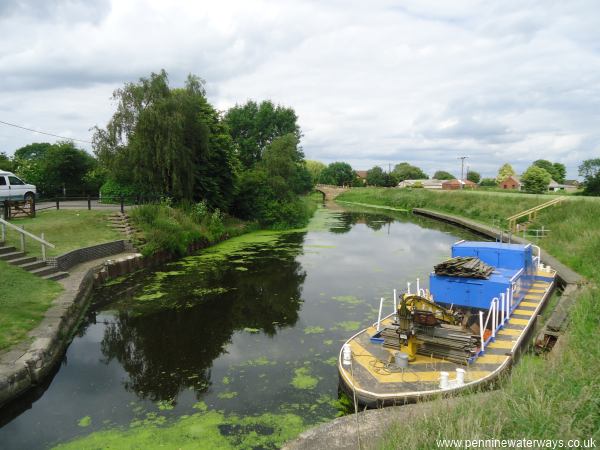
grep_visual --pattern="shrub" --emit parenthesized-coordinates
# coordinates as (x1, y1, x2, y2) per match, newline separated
(100, 179, 141, 202)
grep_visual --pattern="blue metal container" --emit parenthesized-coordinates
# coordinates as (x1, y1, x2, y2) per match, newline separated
(429, 241, 535, 310)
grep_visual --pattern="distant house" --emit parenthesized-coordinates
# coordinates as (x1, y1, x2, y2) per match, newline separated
(442, 179, 477, 190)
(500, 175, 521, 190)
(398, 179, 443, 189)
(563, 180, 581, 193)
(547, 179, 564, 192)
(355, 170, 368, 180)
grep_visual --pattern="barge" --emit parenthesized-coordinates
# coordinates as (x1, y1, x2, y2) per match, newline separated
(338, 241, 556, 407)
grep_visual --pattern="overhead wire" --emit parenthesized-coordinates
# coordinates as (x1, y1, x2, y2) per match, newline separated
(0, 119, 92, 144)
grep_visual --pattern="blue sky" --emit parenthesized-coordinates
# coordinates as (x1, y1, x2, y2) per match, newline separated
(0, 0, 599, 179)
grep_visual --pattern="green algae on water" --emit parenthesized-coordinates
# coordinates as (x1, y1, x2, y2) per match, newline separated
(331, 295, 362, 305)
(217, 391, 238, 399)
(323, 357, 338, 366)
(303, 326, 325, 335)
(77, 416, 91, 427)
(323, 339, 334, 346)
(156, 399, 175, 411)
(334, 321, 362, 332)
(54, 409, 306, 450)
(291, 367, 319, 390)
(135, 291, 166, 301)
(192, 287, 230, 297)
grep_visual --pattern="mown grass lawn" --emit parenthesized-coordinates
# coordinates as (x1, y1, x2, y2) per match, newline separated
(0, 260, 63, 351)
(336, 188, 600, 448)
(3, 209, 122, 258)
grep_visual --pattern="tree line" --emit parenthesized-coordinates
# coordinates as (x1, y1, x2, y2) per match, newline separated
(2, 70, 314, 228)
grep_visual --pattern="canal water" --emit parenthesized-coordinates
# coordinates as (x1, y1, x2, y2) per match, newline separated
(0, 205, 480, 449)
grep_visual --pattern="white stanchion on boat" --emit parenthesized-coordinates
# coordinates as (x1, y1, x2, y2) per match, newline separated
(407, 282, 411, 295)
(479, 311, 485, 353)
(416, 278, 420, 295)
(376, 297, 384, 332)
(505, 288, 511, 321)
(393, 289, 397, 312)
(439, 371, 449, 389)
(491, 299, 497, 339)
(342, 343, 352, 366)
(500, 293, 505, 326)
(455, 368, 465, 386)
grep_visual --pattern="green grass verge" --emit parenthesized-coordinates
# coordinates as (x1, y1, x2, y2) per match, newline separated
(334, 188, 600, 447)
(3, 210, 122, 258)
(337, 188, 545, 227)
(0, 260, 63, 351)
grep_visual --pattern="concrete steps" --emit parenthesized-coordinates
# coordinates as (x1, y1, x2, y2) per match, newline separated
(108, 213, 145, 246)
(0, 243, 69, 281)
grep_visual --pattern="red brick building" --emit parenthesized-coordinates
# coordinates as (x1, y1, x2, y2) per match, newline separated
(442, 179, 477, 190)
(500, 176, 521, 190)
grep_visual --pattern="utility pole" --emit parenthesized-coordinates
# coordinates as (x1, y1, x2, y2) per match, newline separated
(458, 156, 469, 189)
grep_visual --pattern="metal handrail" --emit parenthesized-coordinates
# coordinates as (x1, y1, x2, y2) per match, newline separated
(506, 197, 564, 221)
(0, 216, 55, 261)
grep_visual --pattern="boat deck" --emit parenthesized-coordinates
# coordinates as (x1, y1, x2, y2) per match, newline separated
(338, 270, 556, 405)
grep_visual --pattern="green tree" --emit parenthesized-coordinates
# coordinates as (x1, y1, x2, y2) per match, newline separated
(521, 165, 551, 194)
(366, 166, 386, 186)
(366, 166, 397, 187)
(225, 100, 300, 169)
(44, 142, 97, 195)
(319, 162, 355, 186)
(13, 142, 52, 161)
(578, 158, 600, 196)
(533, 160, 566, 183)
(432, 170, 454, 180)
(552, 162, 566, 184)
(496, 163, 516, 184)
(233, 134, 311, 227)
(13, 141, 96, 196)
(93, 70, 236, 209)
(260, 133, 311, 195)
(305, 160, 326, 185)
(467, 170, 481, 184)
(0, 152, 12, 171)
(479, 178, 497, 187)
(392, 162, 428, 181)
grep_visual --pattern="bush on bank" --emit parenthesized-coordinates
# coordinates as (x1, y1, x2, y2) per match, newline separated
(129, 200, 252, 257)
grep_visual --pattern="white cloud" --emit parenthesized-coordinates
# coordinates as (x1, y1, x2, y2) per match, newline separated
(0, 0, 599, 179)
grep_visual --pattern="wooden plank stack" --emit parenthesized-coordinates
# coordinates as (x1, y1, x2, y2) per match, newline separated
(434, 257, 493, 279)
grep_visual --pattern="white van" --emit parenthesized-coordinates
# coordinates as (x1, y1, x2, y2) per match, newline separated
(0, 171, 37, 202)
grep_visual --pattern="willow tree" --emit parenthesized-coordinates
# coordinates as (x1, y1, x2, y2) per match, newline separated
(93, 70, 236, 209)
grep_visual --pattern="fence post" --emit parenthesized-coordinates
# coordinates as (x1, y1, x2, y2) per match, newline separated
(87, 195, 91, 210)
(120, 196, 124, 214)
(41, 232, 46, 261)
(31, 196, 36, 218)
(20, 225, 25, 252)
(55, 197, 60, 210)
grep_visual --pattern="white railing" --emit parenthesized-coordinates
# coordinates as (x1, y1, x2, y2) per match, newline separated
(478, 286, 516, 355)
(0, 216, 55, 261)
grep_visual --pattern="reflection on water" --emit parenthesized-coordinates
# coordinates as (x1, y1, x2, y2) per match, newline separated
(0, 206, 481, 449)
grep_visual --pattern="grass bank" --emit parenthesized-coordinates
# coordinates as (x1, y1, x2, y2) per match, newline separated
(0, 260, 63, 351)
(3, 210, 122, 258)
(131, 195, 321, 257)
(335, 188, 600, 447)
